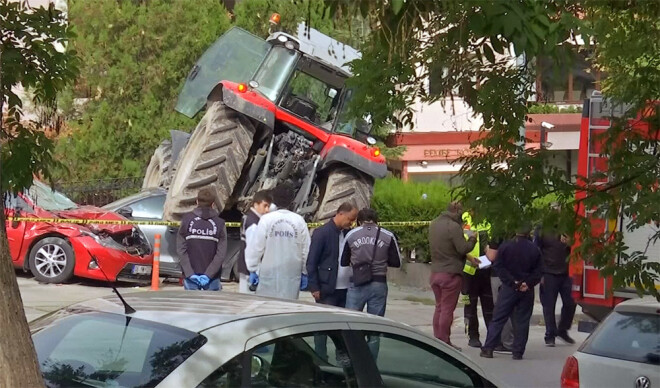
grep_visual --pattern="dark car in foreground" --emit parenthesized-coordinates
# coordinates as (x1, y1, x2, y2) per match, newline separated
(31, 291, 499, 387)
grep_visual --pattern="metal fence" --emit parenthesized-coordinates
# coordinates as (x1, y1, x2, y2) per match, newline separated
(55, 177, 144, 207)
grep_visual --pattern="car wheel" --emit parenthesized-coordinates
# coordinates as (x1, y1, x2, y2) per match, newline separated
(29, 237, 75, 283)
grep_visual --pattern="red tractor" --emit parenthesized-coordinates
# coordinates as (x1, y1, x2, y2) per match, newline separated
(144, 23, 386, 222)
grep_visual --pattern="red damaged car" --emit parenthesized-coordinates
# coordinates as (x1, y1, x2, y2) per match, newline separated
(5, 181, 153, 284)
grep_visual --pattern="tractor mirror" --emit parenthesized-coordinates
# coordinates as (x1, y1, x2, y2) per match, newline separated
(327, 88, 337, 99)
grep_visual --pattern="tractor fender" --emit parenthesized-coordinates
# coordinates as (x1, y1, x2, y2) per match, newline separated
(320, 146, 387, 179)
(206, 82, 275, 129)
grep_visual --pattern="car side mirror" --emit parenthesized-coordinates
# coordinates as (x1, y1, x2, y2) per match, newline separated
(11, 209, 21, 229)
(251, 355, 264, 378)
(327, 88, 337, 98)
(117, 207, 133, 218)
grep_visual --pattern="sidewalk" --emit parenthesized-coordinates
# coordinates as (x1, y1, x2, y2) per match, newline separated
(382, 283, 586, 336)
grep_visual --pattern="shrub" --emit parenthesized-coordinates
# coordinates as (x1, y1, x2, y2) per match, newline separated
(371, 177, 452, 263)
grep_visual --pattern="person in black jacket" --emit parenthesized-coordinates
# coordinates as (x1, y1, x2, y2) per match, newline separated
(238, 191, 272, 294)
(306, 202, 358, 307)
(177, 188, 227, 291)
(481, 224, 542, 360)
(535, 224, 576, 346)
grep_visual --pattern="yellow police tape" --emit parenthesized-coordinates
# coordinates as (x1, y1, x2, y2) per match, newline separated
(7, 216, 431, 229)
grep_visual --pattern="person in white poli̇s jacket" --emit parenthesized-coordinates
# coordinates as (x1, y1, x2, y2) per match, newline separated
(245, 183, 311, 300)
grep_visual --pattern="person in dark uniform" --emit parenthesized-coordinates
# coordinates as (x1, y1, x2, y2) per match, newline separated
(536, 223, 576, 346)
(177, 188, 227, 291)
(238, 191, 272, 294)
(481, 224, 542, 360)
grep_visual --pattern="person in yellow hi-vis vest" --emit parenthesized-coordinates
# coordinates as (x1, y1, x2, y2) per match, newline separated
(461, 212, 494, 348)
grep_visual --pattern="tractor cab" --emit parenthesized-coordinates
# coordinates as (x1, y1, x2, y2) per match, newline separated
(175, 23, 373, 144)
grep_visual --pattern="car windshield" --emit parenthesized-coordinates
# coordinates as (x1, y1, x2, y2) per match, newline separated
(31, 311, 206, 388)
(26, 181, 78, 211)
(580, 311, 660, 365)
(175, 27, 270, 118)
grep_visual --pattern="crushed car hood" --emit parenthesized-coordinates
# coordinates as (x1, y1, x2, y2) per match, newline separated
(56, 206, 133, 234)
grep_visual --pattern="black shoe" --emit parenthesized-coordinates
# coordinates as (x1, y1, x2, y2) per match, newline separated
(557, 332, 575, 344)
(468, 337, 482, 348)
(512, 353, 523, 360)
(494, 345, 513, 354)
(545, 337, 556, 347)
(480, 348, 493, 358)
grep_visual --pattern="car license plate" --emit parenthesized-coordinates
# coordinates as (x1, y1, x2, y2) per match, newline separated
(131, 265, 152, 275)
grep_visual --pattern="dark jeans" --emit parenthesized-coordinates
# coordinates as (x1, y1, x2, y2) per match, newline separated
(463, 269, 494, 340)
(315, 289, 347, 361)
(483, 285, 534, 356)
(346, 281, 388, 317)
(540, 273, 576, 340)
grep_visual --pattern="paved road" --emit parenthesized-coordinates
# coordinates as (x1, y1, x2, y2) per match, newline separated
(17, 272, 586, 387)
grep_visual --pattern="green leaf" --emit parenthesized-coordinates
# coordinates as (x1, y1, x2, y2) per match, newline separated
(391, 0, 404, 15)
(530, 22, 546, 41)
(483, 44, 495, 63)
(491, 36, 504, 54)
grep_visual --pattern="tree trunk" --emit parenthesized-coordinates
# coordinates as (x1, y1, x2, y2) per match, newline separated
(0, 206, 44, 387)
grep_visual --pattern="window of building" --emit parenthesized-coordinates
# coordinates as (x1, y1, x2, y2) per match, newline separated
(537, 50, 599, 103)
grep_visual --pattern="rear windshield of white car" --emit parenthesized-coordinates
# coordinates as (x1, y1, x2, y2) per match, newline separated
(579, 311, 660, 365)
(31, 311, 206, 387)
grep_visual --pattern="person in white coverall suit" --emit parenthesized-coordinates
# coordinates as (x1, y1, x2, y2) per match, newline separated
(245, 183, 311, 300)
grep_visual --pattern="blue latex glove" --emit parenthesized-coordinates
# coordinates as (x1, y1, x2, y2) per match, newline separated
(189, 274, 201, 285)
(198, 275, 210, 287)
(300, 274, 308, 291)
(249, 272, 259, 286)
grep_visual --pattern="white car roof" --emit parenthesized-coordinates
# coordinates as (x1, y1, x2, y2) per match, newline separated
(614, 295, 660, 315)
(62, 291, 411, 333)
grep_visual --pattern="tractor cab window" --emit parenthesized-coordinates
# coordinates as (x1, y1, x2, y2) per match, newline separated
(175, 27, 270, 118)
(277, 55, 346, 129)
(252, 46, 300, 102)
(333, 89, 372, 141)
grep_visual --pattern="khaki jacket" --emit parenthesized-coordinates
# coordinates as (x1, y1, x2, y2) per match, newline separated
(429, 211, 477, 274)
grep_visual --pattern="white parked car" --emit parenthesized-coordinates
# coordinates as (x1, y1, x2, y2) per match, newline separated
(30, 291, 498, 387)
(561, 297, 660, 388)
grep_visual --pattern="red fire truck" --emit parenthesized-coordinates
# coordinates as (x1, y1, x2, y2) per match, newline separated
(570, 91, 660, 321)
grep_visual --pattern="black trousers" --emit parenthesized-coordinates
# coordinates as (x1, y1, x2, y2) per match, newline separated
(463, 269, 494, 339)
(318, 288, 347, 308)
(540, 273, 576, 339)
(483, 284, 534, 356)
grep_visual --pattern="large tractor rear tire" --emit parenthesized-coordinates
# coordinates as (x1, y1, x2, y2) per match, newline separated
(143, 139, 173, 189)
(314, 166, 374, 223)
(163, 102, 255, 221)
